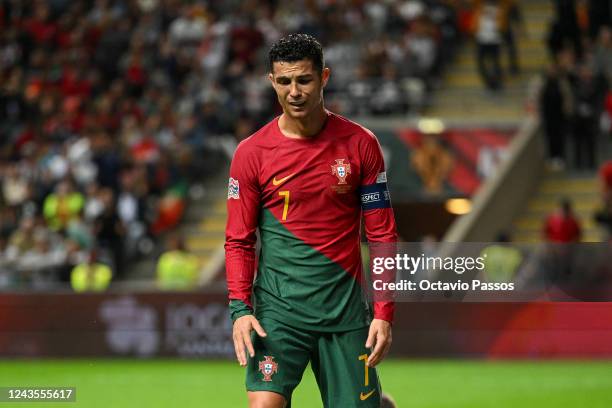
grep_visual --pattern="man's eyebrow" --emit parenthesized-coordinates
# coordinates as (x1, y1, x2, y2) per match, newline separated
(275, 73, 313, 81)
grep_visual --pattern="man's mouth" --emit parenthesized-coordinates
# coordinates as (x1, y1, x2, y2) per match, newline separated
(289, 101, 306, 107)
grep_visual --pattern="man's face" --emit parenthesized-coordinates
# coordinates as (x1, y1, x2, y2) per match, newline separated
(269, 59, 330, 120)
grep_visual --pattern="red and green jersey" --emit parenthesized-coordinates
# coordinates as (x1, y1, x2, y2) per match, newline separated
(225, 111, 396, 331)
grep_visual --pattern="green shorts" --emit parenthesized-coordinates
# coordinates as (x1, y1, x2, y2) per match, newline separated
(246, 318, 381, 408)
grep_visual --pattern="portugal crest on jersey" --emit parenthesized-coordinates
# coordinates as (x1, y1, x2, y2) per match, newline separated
(258, 356, 278, 382)
(331, 159, 351, 185)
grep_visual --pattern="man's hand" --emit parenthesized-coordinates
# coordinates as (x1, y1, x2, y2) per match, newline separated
(365, 319, 392, 367)
(232, 315, 267, 366)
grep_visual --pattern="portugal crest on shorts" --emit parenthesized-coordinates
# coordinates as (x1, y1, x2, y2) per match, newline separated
(258, 356, 278, 382)
(331, 159, 351, 185)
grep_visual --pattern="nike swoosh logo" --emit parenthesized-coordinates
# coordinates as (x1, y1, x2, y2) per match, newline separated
(272, 173, 295, 186)
(359, 390, 375, 401)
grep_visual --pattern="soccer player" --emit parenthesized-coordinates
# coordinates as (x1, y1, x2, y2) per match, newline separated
(225, 34, 397, 408)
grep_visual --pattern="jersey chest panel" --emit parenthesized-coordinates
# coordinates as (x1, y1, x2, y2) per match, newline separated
(259, 139, 361, 223)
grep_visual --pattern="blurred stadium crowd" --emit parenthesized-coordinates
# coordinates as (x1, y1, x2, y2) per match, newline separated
(0, 0, 462, 290)
(539, 2, 612, 172)
(536, 1, 612, 241)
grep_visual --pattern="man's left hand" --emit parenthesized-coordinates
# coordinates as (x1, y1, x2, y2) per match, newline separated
(365, 319, 392, 367)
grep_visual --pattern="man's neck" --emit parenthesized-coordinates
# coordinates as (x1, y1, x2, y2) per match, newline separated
(278, 106, 327, 139)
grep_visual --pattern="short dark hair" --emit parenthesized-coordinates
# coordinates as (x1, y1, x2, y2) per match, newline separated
(268, 33, 324, 74)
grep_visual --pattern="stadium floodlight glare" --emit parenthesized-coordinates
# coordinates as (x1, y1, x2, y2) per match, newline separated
(417, 117, 445, 134)
(445, 198, 471, 215)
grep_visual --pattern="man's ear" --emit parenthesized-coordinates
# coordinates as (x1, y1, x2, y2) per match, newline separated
(268, 72, 275, 87)
(321, 67, 331, 88)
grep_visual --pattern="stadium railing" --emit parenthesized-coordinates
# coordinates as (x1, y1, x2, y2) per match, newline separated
(442, 116, 543, 242)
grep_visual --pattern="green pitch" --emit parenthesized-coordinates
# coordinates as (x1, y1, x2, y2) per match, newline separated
(1, 359, 611, 407)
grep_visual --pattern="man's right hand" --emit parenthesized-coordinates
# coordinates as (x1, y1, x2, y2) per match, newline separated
(232, 315, 267, 366)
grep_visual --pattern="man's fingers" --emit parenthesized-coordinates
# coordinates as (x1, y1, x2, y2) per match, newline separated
(367, 348, 381, 367)
(376, 340, 391, 365)
(383, 341, 392, 359)
(252, 319, 267, 338)
(233, 333, 247, 366)
(365, 325, 376, 349)
(242, 329, 255, 358)
(367, 334, 387, 367)
(372, 335, 392, 367)
(231, 316, 266, 367)
(365, 320, 392, 367)
(367, 342, 382, 366)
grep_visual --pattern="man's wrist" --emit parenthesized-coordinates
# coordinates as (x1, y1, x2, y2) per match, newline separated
(373, 301, 394, 324)
(229, 299, 253, 322)
(372, 317, 393, 325)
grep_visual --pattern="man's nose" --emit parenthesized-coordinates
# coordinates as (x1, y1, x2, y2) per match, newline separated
(289, 82, 301, 98)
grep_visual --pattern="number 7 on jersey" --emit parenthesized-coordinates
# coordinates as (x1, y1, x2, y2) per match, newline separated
(279, 190, 290, 221)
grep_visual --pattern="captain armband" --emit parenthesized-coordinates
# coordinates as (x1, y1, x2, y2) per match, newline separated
(360, 177, 391, 211)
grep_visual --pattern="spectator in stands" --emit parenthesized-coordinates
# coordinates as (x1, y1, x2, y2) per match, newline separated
(58, 237, 88, 283)
(586, 1, 612, 41)
(593, 26, 612, 139)
(93, 187, 124, 277)
(65, 213, 94, 252)
(156, 234, 199, 291)
(0, 235, 15, 289)
(593, 26, 612, 85)
(544, 198, 582, 243)
(91, 131, 121, 191)
(472, 0, 504, 91)
(71, 249, 112, 292)
(116, 169, 146, 241)
(83, 182, 105, 222)
(547, 0, 583, 59)
(404, 16, 438, 84)
(5, 216, 39, 268)
(66, 136, 98, 187)
(370, 64, 406, 115)
(42, 179, 84, 232)
(570, 63, 608, 170)
(16, 227, 66, 289)
(542, 198, 584, 281)
(540, 54, 574, 170)
(594, 161, 612, 239)
(601, 160, 612, 200)
(501, 0, 523, 75)
(2, 163, 31, 208)
(0, 206, 18, 241)
(347, 64, 374, 116)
